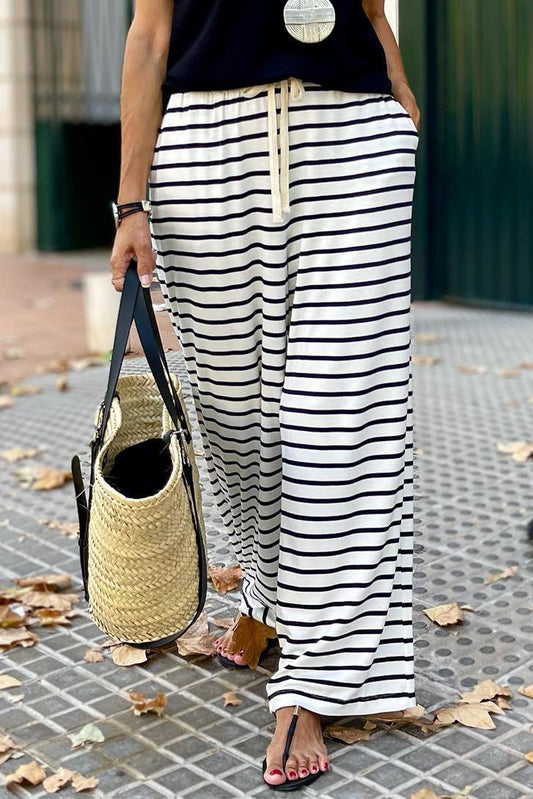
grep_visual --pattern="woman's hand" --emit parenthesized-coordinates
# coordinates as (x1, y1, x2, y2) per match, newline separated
(392, 79, 420, 131)
(110, 213, 156, 292)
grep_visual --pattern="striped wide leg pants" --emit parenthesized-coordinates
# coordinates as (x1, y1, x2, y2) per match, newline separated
(149, 80, 419, 717)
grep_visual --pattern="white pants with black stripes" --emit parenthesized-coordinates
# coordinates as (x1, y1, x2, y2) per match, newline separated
(149, 79, 419, 717)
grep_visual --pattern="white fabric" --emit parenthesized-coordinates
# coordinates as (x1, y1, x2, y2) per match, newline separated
(242, 77, 306, 222)
(149, 83, 419, 717)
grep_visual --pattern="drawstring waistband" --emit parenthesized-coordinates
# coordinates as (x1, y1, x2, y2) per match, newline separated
(242, 77, 306, 223)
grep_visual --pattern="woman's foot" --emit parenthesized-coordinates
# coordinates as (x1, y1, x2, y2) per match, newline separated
(263, 706, 329, 787)
(214, 626, 248, 666)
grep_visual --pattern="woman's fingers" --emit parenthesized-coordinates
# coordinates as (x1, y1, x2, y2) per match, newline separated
(109, 215, 155, 292)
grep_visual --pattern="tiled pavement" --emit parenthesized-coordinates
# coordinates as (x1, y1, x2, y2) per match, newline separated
(0, 300, 532, 798)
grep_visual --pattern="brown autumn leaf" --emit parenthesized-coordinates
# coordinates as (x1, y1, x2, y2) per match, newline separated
(227, 615, 278, 669)
(18, 591, 79, 612)
(13, 573, 72, 591)
(0, 734, 21, 754)
(33, 608, 71, 626)
(457, 679, 512, 705)
(457, 364, 487, 374)
(4, 759, 47, 788)
(433, 701, 503, 730)
(10, 384, 41, 396)
(55, 376, 70, 392)
(415, 332, 441, 343)
(212, 615, 236, 629)
(174, 611, 216, 657)
(0, 675, 22, 690)
(0, 395, 14, 410)
(496, 440, 533, 462)
(483, 565, 518, 585)
(0, 605, 26, 628)
(497, 368, 520, 377)
(128, 690, 167, 717)
(363, 704, 428, 724)
(323, 725, 372, 744)
(525, 751, 533, 764)
(207, 563, 243, 593)
(109, 643, 148, 666)
(222, 691, 243, 706)
(1, 447, 40, 462)
(83, 647, 104, 663)
(41, 519, 79, 537)
(518, 684, 533, 699)
(13, 464, 73, 491)
(410, 789, 474, 799)
(412, 355, 439, 365)
(42, 766, 99, 793)
(423, 602, 464, 627)
(0, 627, 39, 651)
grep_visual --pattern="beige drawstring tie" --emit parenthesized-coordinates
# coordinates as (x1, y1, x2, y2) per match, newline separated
(242, 77, 306, 223)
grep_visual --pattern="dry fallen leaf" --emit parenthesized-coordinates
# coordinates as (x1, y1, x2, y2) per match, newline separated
(110, 644, 148, 666)
(128, 690, 167, 717)
(0, 627, 39, 652)
(69, 723, 105, 749)
(423, 602, 464, 627)
(518, 684, 533, 699)
(0, 395, 14, 410)
(412, 355, 439, 365)
(10, 384, 41, 396)
(415, 332, 441, 343)
(33, 609, 71, 626)
(55, 376, 70, 392)
(457, 364, 487, 374)
(13, 465, 73, 491)
(433, 701, 502, 730)
(41, 519, 79, 537)
(227, 615, 278, 669)
(212, 615, 236, 629)
(222, 691, 243, 706)
(42, 766, 99, 793)
(18, 590, 79, 612)
(175, 613, 217, 658)
(207, 563, 243, 593)
(4, 759, 47, 789)
(457, 679, 511, 705)
(410, 789, 473, 799)
(83, 647, 104, 663)
(0, 606, 26, 628)
(525, 751, 533, 764)
(483, 565, 518, 585)
(0, 735, 21, 754)
(13, 573, 72, 591)
(0, 675, 22, 690)
(323, 725, 372, 744)
(496, 440, 533, 462)
(1, 447, 40, 462)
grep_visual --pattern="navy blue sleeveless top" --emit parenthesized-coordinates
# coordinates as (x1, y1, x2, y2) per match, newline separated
(161, 0, 392, 110)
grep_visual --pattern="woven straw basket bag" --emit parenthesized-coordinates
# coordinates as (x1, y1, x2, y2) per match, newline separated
(71, 260, 207, 648)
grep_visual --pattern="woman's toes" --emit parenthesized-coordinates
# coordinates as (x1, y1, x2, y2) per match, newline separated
(309, 758, 319, 774)
(297, 757, 310, 778)
(263, 760, 286, 786)
(317, 753, 330, 771)
(284, 758, 299, 780)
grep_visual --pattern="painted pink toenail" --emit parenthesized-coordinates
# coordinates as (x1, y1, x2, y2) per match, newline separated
(270, 769, 282, 775)
(301, 769, 308, 775)
(289, 771, 297, 778)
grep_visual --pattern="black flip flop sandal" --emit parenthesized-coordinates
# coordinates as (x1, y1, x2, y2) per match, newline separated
(216, 635, 278, 668)
(262, 705, 324, 791)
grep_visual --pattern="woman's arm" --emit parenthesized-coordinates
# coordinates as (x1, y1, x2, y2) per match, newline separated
(362, 0, 420, 130)
(110, 0, 174, 292)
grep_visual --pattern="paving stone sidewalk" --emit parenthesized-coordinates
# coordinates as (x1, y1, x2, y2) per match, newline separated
(0, 300, 532, 799)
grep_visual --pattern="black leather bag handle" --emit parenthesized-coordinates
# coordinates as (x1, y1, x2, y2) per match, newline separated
(96, 259, 190, 450)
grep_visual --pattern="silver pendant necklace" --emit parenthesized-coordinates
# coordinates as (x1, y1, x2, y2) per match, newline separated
(283, 0, 336, 44)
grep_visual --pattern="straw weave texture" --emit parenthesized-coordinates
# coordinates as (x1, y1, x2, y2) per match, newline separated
(86, 373, 206, 643)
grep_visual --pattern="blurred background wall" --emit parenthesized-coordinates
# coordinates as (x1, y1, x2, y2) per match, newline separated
(0, 0, 531, 308)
